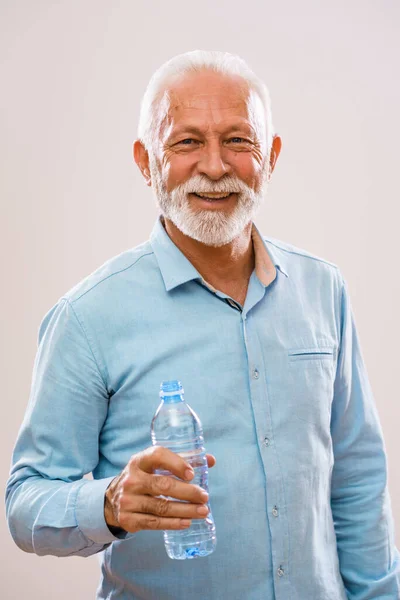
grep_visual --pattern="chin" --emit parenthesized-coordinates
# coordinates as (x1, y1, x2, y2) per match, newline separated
(159, 192, 257, 246)
(175, 218, 249, 247)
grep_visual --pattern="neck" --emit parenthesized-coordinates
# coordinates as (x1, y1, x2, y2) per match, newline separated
(163, 217, 255, 302)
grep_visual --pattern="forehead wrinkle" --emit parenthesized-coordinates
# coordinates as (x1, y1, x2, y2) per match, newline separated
(167, 81, 250, 110)
(166, 72, 251, 113)
(169, 94, 247, 109)
(168, 96, 251, 130)
(156, 79, 265, 146)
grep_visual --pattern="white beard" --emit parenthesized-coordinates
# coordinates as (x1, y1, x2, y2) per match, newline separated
(149, 157, 269, 247)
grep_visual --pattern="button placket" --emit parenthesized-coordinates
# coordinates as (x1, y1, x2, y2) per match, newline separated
(241, 308, 288, 589)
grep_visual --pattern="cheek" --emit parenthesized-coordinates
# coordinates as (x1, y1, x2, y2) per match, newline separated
(230, 154, 263, 187)
(164, 155, 197, 192)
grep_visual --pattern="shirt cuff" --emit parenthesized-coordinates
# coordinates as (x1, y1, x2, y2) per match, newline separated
(75, 476, 132, 544)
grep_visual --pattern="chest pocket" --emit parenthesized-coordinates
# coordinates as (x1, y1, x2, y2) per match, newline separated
(286, 345, 336, 427)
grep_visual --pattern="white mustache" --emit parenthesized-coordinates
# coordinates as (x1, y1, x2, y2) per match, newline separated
(175, 175, 249, 196)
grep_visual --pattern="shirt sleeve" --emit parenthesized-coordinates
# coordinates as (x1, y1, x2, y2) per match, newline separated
(330, 275, 400, 598)
(5, 298, 129, 557)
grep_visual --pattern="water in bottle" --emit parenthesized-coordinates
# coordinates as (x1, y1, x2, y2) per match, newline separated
(150, 379, 217, 560)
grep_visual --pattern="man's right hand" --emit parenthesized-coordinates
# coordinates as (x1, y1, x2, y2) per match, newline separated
(104, 445, 216, 534)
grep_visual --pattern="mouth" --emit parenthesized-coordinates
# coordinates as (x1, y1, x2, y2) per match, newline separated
(190, 192, 236, 203)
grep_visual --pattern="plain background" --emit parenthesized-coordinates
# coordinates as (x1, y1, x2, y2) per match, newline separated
(1, 1, 399, 598)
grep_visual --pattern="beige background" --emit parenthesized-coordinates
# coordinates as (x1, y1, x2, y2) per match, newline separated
(1, 1, 399, 598)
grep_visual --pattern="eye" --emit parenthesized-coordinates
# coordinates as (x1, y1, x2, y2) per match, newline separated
(230, 137, 245, 143)
(177, 138, 197, 145)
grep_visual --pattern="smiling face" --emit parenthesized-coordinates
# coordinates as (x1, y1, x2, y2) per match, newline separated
(135, 70, 280, 246)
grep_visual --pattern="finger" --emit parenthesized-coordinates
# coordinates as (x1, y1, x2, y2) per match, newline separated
(206, 454, 216, 468)
(140, 471, 209, 504)
(125, 495, 209, 519)
(120, 513, 192, 533)
(137, 446, 194, 481)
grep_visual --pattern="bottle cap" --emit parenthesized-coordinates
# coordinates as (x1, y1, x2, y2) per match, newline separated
(160, 380, 184, 399)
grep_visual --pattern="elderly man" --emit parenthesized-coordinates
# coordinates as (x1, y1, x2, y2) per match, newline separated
(6, 50, 400, 600)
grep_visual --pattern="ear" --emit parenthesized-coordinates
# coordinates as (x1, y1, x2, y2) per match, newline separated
(267, 134, 282, 180)
(133, 140, 152, 186)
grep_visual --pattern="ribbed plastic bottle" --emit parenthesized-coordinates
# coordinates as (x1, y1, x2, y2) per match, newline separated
(150, 380, 217, 560)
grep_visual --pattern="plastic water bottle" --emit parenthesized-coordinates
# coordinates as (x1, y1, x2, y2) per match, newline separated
(150, 379, 217, 560)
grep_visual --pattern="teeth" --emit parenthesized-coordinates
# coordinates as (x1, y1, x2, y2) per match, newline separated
(194, 192, 232, 199)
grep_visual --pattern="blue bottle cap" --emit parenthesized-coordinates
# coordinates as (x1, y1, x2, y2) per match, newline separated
(160, 380, 184, 399)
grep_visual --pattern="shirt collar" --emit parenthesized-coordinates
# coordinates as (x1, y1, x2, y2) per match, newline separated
(150, 217, 288, 293)
(252, 223, 289, 281)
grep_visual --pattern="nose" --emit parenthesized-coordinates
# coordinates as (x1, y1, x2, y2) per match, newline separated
(197, 140, 231, 180)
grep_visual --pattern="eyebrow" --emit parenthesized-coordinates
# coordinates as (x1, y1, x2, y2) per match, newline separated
(167, 122, 255, 139)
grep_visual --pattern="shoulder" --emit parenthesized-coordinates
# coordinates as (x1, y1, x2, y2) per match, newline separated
(263, 235, 340, 274)
(37, 241, 156, 347)
(61, 240, 155, 304)
(262, 234, 345, 298)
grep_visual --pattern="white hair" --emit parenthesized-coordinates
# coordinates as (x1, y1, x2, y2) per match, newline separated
(137, 50, 275, 154)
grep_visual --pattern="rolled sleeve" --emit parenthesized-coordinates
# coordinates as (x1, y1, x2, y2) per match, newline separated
(330, 275, 400, 599)
(5, 298, 122, 556)
(75, 476, 131, 544)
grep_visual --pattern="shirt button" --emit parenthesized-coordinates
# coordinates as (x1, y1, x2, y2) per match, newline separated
(252, 368, 259, 379)
(263, 437, 270, 447)
(272, 506, 279, 517)
(277, 566, 284, 577)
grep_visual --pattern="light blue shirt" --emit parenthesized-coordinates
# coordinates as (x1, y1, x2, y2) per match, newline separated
(6, 217, 400, 599)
